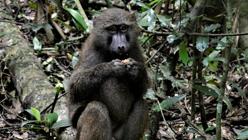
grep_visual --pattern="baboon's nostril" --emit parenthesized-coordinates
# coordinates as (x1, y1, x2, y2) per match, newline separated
(118, 46, 125, 50)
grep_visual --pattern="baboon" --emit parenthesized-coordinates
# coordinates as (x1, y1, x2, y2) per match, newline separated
(68, 8, 149, 140)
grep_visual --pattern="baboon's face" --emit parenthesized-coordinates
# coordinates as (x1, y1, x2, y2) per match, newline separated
(105, 24, 130, 55)
(93, 8, 138, 57)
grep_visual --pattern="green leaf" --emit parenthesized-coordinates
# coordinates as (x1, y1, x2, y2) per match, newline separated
(65, 8, 88, 30)
(205, 126, 215, 132)
(194, 84, 218, 97)
(207, 84, 232, 110)
(144, 88, 157, 100)
(42, 57, 54, 66)
(208, 61, 219, 72)
(137, 9, 156, 31)
(176, 16, 190, 29)
(231, 83, 246, 97)
(30, 23, 45, 33)
(196, 36, 209, 52)
(152, 95, 186, 112)
(33, 37, 42, 51)
(148, 0, 161, 7)
(52, 119, 72, 129)
(0, 31, 13, 37)
(71, 51, 79, 68)
(45, 113, 58, 127)
(157, 15, 171, 27)
(179, 41, 189, 65)
(237, 128, 248, 139)
(166, 34, 177, 44)
(159, 65, 171, 78)
(135, 2, 150, 9)
(207, 84, 221, 95)
(21, 120, 37, 127)
(55, 82, 64, 94)
(159, 64, 186, 89)
(223, 95, 232, 111)
(208, 50, 221, 58)
(186, 126, 200, 134)
(242, 48, 248, 61)
(175, 0, 186, 9)
(28, 1, 38, 9)
(26, 107, 41, 121)
(216, 37, 228, 50)
(137, 12, 148, 27)
(138, 34, 151, 45)
(204, 24, 221, 32)
(203, 50, 222, 71)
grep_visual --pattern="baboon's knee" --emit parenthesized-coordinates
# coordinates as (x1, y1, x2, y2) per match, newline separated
(77, 101, 112, 140)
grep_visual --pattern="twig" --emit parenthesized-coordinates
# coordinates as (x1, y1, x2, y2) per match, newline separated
(0, 19, 24, 25)
(176, 103, 206, 137)
(187, 32, 248, 37)
(156, 99, 166, 122)
(51, 20, 66, 40)
(156, 99, 176, 140)
(185, 119, 206, 138)
(141, 35, 153, 47)
(41, 92, 67, 114)
(50, 92, 59, 113)
(145, 41, 166, 64)
(0, 104, 25, 120)
(54, 58, 71, 75)
(141, 27, 171, 36)
(68, 35, 86, 42)
(141, 27, 248, 37)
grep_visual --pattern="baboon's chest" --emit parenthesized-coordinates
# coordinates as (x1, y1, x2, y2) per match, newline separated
(99, 78, 135, 122)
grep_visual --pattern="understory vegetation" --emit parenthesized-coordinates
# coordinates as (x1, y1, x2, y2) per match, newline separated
(1, 0, 248, 139)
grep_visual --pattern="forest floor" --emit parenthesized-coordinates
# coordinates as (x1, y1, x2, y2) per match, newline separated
(1, 0, 248, 140)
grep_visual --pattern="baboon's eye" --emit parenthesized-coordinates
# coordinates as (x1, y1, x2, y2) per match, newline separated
(106, 25, 117, 34)
(120, 25, 128, 33)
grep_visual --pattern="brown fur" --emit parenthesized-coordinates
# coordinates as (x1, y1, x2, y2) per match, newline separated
(68, 8, 149, 140)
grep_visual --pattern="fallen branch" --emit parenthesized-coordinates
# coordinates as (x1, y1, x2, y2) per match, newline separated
(141, 27, 248, 37)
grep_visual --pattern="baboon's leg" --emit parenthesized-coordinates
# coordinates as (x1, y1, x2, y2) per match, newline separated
(77, 101, 112, 140)
(114, 100, 148, 140)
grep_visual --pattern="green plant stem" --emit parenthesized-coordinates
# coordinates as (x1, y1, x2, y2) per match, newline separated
(192, 18, 207, 129)
(197, 54, 208, 130)
(192, 16, 208, 128)
(191, 50, 196, 120)
(74, 0, 92, 30)
(51, 92, 59, 113)
(216, 0, 232, 139)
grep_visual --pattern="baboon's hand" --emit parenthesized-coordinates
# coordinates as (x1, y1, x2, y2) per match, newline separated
(122, 58, 143, 78)
(110, 59, 126, 76)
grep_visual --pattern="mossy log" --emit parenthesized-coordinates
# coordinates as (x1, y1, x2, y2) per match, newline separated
(0, 6, 56, 114)
(0, 1, 75, 139)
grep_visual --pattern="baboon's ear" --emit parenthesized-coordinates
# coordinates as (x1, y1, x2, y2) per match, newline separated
(93, 13, 102, 27)
(93, 16, 97, 27)
(128, 12, 136, 21)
